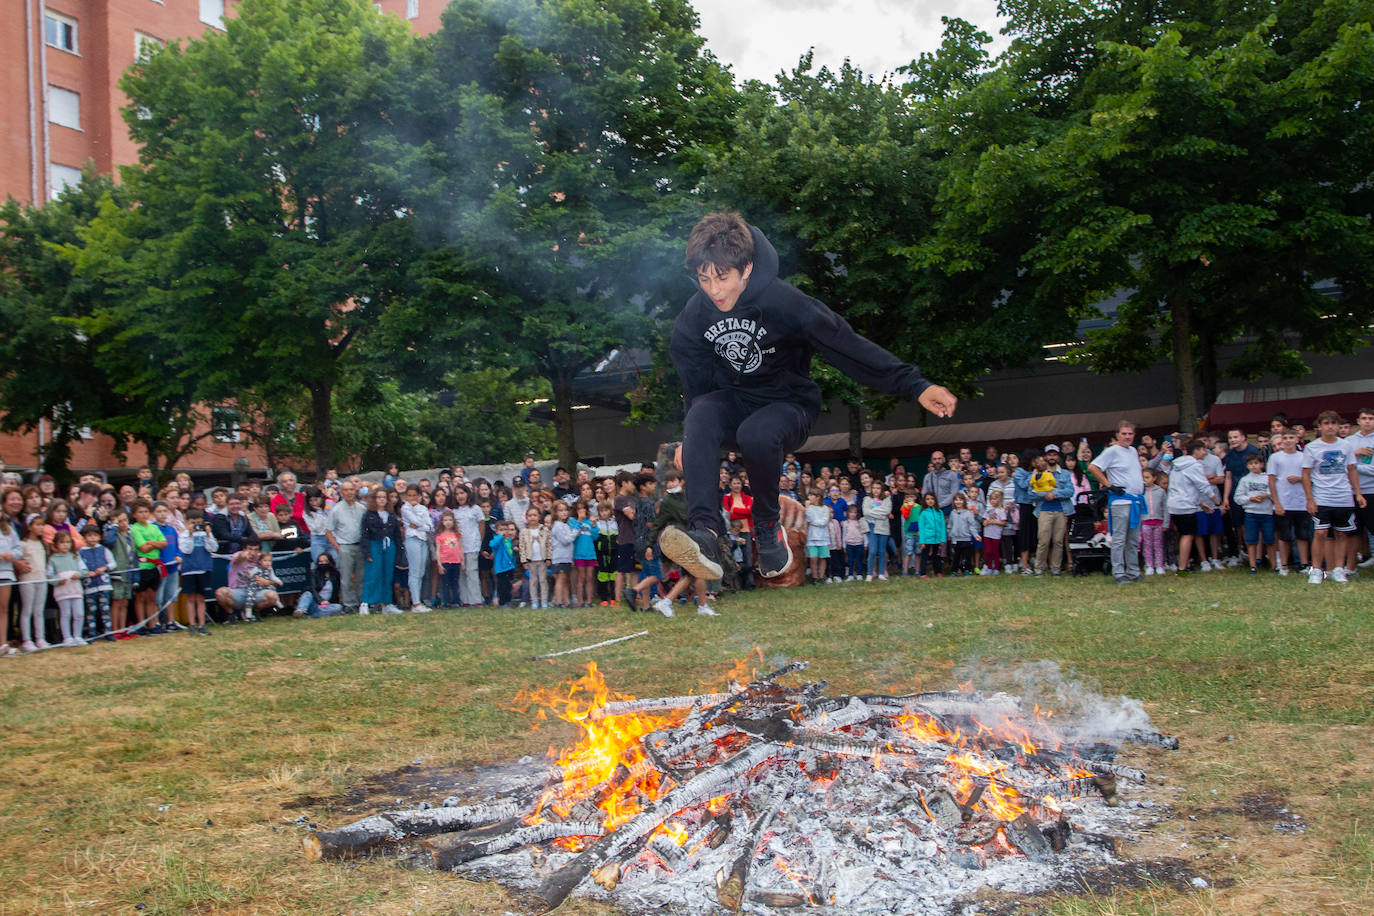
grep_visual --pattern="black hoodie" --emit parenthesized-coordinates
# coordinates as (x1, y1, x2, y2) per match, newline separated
(670, 226, 932, 415)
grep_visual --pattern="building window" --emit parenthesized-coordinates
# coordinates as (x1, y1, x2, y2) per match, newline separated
(44, 11, 78, 53)
(198, 0, 224, 28)
(211, 406, 242, 443)
(407, 0, 419, 18)
(135, 31, 163, 60)
(48, 86, 80, 130)
(48, 163, 82, 200)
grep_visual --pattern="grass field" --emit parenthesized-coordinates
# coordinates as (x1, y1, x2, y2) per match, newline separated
(1, 571, 1370, 915)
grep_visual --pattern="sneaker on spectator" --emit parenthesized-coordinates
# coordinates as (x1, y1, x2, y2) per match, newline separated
(658, 526, 724, 580)
(878, 573, 888, 581)
(865, 574, 873, 582)
(412, 604, 432, 613)
(1358, 556, 1374, 568)
(359, 603, 370, 615)
(20, 641, 37, 653)
(1330, 567, 1349, 584)
(1276, 565, 1288, 576)
(1197, 560, 1211, 572)
(34, 638, 51, 650)
(1225, 556, 1242, 567)
(696, 604, 718, 617)
(382, 604, 403, 614)
(754, 520, 792, 578)
(1143, 567, 1154, 576)
(1021, 567, 1034, 577)
(1307, 567, 1324, 585)
(652, 597, 674, 618)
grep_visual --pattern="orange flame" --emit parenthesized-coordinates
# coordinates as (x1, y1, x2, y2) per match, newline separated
(653, 821, 690, 846)
(517, 662, 679, 830)
(723, 647, 765, 689)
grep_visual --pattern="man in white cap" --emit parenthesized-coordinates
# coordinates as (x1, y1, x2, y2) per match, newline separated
(1032, 444, 1073, 575)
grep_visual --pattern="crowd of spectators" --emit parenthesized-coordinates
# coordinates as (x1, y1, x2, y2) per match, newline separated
(0, 407, 1370, 653)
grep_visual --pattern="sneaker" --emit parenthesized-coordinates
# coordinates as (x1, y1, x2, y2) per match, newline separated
(20, 641, 37, 653)
(359, 603, 370, 615)
(382, 604, 403, 614)
(1021, 567, 1034, 576)
(865, 575, 873, 582)
(696, 604, 719, 617)
(753, 520, 793, 578)
(199, 625, 211, 636)
(1358, 556, 1374, 568)
(1198, 560, 1212, 572)
(1225, 556, 1242, 568)
(1307, 567, 1324, 585)
(1330, 567, 1349, 584)
(652, 597, 674, 618)
(34, 639, 51, 650)
(1166, 563, 1178, 572)
(830, 576, 841, 583)
(1249, 567, 1258, 575)
(1034, 569, 1043, 577)
(411, 604, 432, 613)
(1277, 565, 1288, 576)
(1143, 567, 1154, 576)
(658, 526, 724, 580)
(878, 573, 888, 581)
(166, 621, 187, 631)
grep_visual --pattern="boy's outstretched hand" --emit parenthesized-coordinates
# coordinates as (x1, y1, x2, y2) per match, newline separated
(918, 385, 958, 419)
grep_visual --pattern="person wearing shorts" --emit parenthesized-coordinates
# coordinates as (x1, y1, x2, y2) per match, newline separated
(1166, 440, 1221, 574)
(1301, 410, 1365, 584)
(1347, 407, 1374, 566)
(611, 472, 639, 603)
(1235, 453, 1276, 573)
(1268, 427, 1312, 573)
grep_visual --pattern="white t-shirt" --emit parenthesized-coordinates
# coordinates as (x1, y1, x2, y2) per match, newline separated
(1091, 443, 1145, 495)
(1235, 472, 1273, 515)
(1200, 453, 1224, 501)
(1267, 450, 1307, 511)
(805, 505, 832, 547)
(1344, 430, 1374, 495)
(1302, 438, 1355, 507)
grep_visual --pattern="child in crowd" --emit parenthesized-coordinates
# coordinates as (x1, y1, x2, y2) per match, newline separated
(152, 501, 183, 631)
(1140, 468, 1168, 575)
(490, 521, 517, 607)
(826, 511, 844, 583)
(981, 488, 1007, 574)
(841, 504, 865, 582)
(550, 501, 576, 608)
(804, 489, 831, 584)
(47, 530, 87, 646)
(1268, 427, 1310, 575)
(1029, 456, 1056, 498)
(1236, 453, 1276, 574)
(18, 521, 49, 650)
(900, 492, 920, 576)
(917, 492, 947, 578)
(303, 552, 342, 617)
(0, 511, 17, 655)
(245, 550, 283, 611)
(392, 535, 412, 611)
(104, 510, 136, 637)
(435, 510, 463, 609)
(862, 482, 891, 580)
(79, 526, 114, 641)
(519, 507, 551, 609)
(178, 508, 216, 635)
(360, 488, 401, 616)
(1301, 410, 1364, 584)
(593, 500, 618, 605)
(401, 485, 434, 612)
(571, 501, 598, 607)
(1167, 439, 1223, 574)
(129, 500, 166, 632)
(948, 492, 978, 576)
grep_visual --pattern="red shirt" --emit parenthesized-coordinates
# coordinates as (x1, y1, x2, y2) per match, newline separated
(269, 491, 307, 533)
(722, 492, 754, 530)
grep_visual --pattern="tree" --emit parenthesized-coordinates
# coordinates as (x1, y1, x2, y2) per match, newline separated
(0, 173, 126, 482)
(72, 0, 421, 474)
(910, 0, 1374, 428)
(401, 0, 738, 470)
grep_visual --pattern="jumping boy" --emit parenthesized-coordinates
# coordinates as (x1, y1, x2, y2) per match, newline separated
(660, 212, 956, 582)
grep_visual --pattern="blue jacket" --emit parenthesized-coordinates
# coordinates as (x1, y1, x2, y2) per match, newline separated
(1013, 467, 1032, 504)
(490, 533, 515, 574)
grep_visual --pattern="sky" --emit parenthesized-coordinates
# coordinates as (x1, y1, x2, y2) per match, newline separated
(692, 0, 1009, 85)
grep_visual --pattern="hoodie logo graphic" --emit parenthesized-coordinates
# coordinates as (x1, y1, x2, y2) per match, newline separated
(703, 317, 775, 374)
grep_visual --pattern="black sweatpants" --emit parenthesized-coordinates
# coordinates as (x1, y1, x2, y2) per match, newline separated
(682, 390, 816, 536)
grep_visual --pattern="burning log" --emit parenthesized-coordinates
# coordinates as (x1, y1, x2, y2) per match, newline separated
(1003, 813, 1054, 862)
(596, 694, 730, 719)
(535, 742, 784, 910)
(302, 799, 525, 860)
(422, 818, 604, 870)
(696, 661, 810, 726)
(748, 889, 810, 907)
(716, 793, 786, 911)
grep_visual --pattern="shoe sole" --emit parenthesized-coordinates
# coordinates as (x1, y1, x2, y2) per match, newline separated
(658, 527, 723, 580)
(757, 535, 794, 579)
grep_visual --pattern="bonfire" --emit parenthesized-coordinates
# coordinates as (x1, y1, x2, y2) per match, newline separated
(305, 653, 1177, 913)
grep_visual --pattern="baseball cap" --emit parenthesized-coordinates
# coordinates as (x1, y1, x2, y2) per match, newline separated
(1044, 444, 1060, 453)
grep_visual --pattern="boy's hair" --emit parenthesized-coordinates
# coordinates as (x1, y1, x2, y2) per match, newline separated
(1246, 454, 1264, 465)
(685, 211, 754, 274)
(131, 498, 152, 513)
(405, 484, 419, 494)
(151, 500, 169, 511)
(633, 472, 656, 490)
(82, 525, 101, 538)
(664, 469, 682, 485)
(110, 508, 128, 521)
(211, 487, 228, 497)
(614, 470, 635, 488)
(596, 499, 613, 515)
(254, 495, 272, 507)
(1185, 438, 1207, 454)
(1315, 409, 1343, 425)
(185, 508, 205, 521)
(1358, 407, 1374, 418)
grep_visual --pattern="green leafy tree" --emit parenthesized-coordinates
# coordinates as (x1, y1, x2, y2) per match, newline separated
(911, 0, 1374, 428)
(71, 0, 421, 474)
(402, 0, 738, 470)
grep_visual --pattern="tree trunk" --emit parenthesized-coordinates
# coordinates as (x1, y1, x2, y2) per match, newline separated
(1170, 295, 1199, 432)
(552, 372, 578, 471)
(847, 401, 863, 461)
(309, 379, 336, 477)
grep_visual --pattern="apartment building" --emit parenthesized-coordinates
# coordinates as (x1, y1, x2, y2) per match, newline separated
(0, 1, 444, 480)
